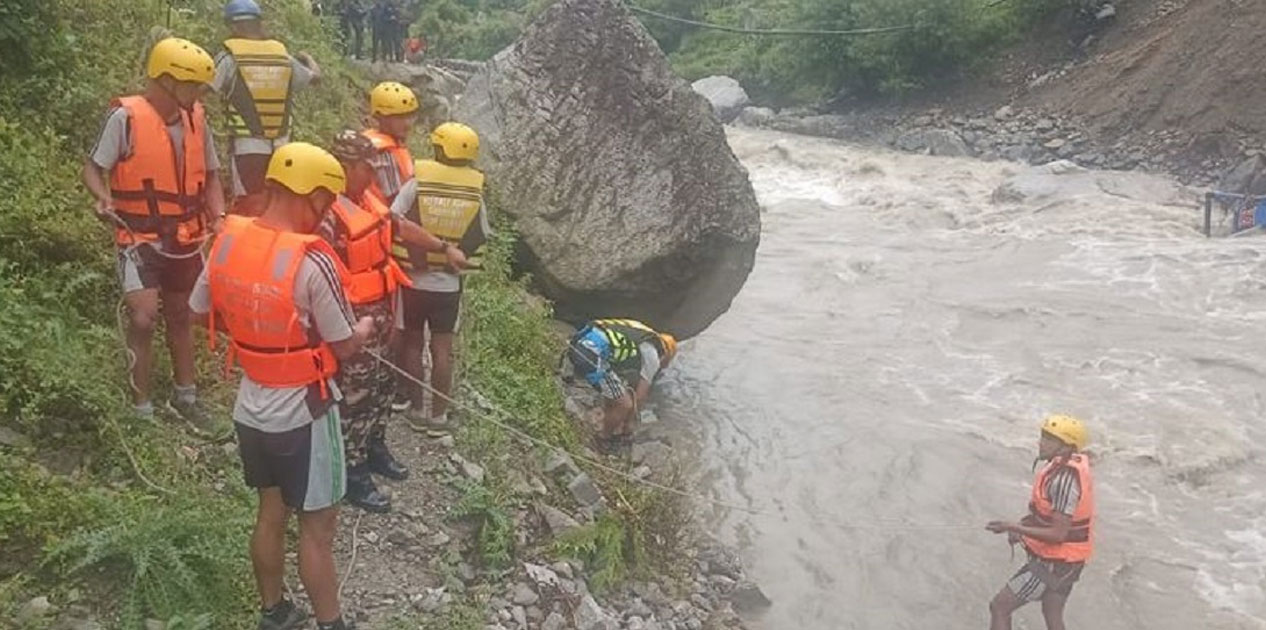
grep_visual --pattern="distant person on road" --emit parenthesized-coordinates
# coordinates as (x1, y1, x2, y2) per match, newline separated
(213, 0, 322, 217)
(986, 415, 1095, 630)
(370, 0, 400, 62)
(192, 143, 371, 630)
(80, 37, 225, 435)
(338, 0, 367, 58)
(566, 319, 677, 452)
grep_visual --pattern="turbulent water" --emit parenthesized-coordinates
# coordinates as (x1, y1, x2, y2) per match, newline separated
(656, 127, 1266, 630)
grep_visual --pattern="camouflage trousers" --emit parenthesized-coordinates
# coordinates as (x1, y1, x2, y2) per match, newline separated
(338, 297, 396, 467)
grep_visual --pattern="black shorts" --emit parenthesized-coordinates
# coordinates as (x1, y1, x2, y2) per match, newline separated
(236, 412, 346, 512)
(1006, 554, 1084, 603)
(116, 245, 203, 294)
(400, 287, 461, 334)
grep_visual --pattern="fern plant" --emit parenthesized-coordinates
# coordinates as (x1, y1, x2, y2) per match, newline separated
(44, 499, 250, 629)
(450, 481, 514, 570)
(554, 513, 636, 592)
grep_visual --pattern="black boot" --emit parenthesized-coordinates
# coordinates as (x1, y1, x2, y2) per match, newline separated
(367, 434, 409, 480)
(345, 464, 391, 513)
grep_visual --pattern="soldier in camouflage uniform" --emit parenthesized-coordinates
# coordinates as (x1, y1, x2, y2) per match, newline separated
(324, 129, 464, 512)
(323, 130, 410, 512)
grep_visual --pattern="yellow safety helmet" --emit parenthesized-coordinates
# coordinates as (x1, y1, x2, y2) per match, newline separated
(659, 333, 677, 364)
(370, 81, 419, 117)
(430, 122, 480, 161)
(265, 142, 346, 196)
(1041, 414, 1088, 450)
(146, 37, 215, 85)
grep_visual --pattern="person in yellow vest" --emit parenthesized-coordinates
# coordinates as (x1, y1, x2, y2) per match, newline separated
(80, 37, 226, 435)
(213, 0, 322, 217)
(986, 415, 1095, 630)
(388, 122, 488, 430)
(320, 129, 465, 512)
(363, 81, 417, 204)
(191, 143, 372, 630)
(566, 319, 677, 452)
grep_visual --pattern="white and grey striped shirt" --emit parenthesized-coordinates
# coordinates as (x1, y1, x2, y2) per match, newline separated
(190, 250, 356, 432)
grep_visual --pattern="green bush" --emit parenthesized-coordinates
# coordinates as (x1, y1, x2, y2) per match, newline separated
(451, 481, 514, 570)
(44, 497, 252, 628)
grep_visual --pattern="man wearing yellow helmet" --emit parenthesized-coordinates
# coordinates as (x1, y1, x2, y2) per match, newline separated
(80, 37, 226, 435)
(190, 143, 373, 630)
(363, 81, 419, 204)
(213, 0, 322, 217)
(986, 415, 1095, 630)
(566, 319, 678, 452)
(388, 121, 487, 430)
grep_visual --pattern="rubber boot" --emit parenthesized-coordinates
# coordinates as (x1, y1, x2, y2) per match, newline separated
(345, 464, 391, 513)
(367, 434, 409, 481)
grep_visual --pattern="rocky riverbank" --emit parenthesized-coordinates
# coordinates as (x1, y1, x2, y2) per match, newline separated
(731, 101, 1247, 187)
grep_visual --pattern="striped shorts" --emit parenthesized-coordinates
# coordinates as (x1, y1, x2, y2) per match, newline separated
(235, 408, 346, 512)
(1007, 554, 1084, 603)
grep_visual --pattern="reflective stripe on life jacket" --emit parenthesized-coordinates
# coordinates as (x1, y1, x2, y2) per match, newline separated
(392, 159, 486, 271)
(328, 193, 409, 305)
(223, 38, 294, 139)
(590, 319, 664, 371)
(1023, 453, 1095, 563)
(362, 128, 414, 201)
(109, 96, 208, 248)
(207, 215, 343, 391)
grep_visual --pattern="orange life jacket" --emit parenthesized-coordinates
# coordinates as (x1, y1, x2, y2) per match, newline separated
(1023, 453, 1094, 563)
(362, 128, 414, 200)
(206, 215, 344, 393)
(327, 192, 410, 305)
(109, 96, 209, 248)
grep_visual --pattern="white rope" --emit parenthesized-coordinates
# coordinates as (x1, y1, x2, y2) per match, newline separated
(368, 349, 980, 533)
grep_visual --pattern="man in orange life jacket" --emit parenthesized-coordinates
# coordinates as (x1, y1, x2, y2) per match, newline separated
(320, 130, 465, 512)
(80, 37, 226, 435)
(363, 81, 417, 204)
(213, 0, 321, 217)
(191, 143, 373, 630)
(986, 415, 1094, 630)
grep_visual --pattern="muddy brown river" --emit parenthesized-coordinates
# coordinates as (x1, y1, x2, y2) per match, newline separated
(655, 127, 1266, 630)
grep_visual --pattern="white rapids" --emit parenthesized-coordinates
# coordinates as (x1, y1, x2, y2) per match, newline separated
(655, 127, 1266, 630)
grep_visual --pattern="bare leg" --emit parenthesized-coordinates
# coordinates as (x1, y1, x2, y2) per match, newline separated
(401, 327, 426, 409)
(250, 488, 289, 610)
(161, 289, 196, 388)
(297, 506, 341, 623)
(429, 332, 454, 418)
(1041, 592, 1068, 630)
(123, 289, 160, 405)
(602, 393, 634, 439)
(990, 587, 1020, 630)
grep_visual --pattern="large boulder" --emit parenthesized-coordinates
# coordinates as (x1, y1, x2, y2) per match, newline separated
(691, 75, 750, 123)
(454, 0, 761, 337)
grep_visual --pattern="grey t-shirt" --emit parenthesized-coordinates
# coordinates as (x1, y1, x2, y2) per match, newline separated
(89, 106, 222, 172)
(211, 49, 315, 155)
(389, 177, 491, 293)
(190, 249, 356, 432)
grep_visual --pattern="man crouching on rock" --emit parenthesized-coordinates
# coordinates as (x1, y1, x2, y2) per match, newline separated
(566, 319, 676, 453)
(191, 143, 372, 630)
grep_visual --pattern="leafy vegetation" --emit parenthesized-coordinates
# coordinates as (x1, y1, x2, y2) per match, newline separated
(415, 0, 1073, 103)
(450, 481, 515, 570)
(0, 0, 367, 626)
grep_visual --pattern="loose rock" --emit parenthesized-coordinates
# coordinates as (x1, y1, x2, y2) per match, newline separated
(568, 473, 603, 508)
(728, 581, 773, 613)
(537, 503, 582, 536)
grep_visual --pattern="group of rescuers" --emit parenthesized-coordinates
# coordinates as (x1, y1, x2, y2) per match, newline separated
(79, 3, 1096, 629)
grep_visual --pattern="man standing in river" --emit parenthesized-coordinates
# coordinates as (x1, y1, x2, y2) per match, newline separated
(986, 414, 1094, 630)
